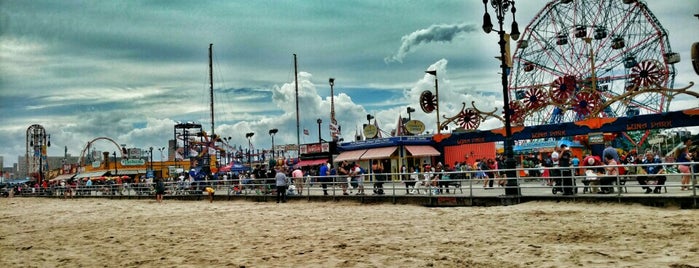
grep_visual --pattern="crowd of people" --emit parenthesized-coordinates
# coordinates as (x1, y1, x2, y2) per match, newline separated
(4, 137, 697, 200)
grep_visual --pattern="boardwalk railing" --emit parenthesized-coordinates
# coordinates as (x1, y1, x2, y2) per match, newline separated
(10, 163, 696, 201)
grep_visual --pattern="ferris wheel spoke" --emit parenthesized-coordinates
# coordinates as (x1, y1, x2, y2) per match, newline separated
(528, 31, 569, 78)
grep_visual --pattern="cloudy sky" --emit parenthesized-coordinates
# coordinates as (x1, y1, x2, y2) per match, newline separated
(1, 0, 698, 167)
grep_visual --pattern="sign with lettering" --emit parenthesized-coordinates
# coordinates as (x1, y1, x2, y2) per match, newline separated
(363, 125, 378, 139)
(405, 120, 425, 135)
(128, 148, 142, 159)
(299, 143, 330, 154)
(121, 159, 146, 166)
(588, 132, 604, 144)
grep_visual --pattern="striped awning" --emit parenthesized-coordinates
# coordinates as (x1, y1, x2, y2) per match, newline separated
(334, 150, 367, 162)
(360, 146, 397, 160)
(405, 145, 440, 157)
(114, 170, 144, 175)
(49, 173, 75, 182)
(295, 159, 328, 168)
(73, 171, 108, 179)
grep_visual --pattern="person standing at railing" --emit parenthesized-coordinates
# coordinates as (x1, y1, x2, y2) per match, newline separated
(351, 162, 365, 195)
(291, 167, 304, 196)
(372, 160, 385, 195)
(636, 150, 666, 194)
(496, 155, 506, 187)
(337, 161, 351, 195)
(319, 161, 330, 196)
(559, 144, 574, 195)
(406, 166, 419, 194)
(571, 154, 581, 177)
(675, 137, 693, 190)
(542, 153, 554, 186)
(275, 166, 288, 203)
(482, 158, 495, 189)
(155, 178, 165, 203)
(601, 154, 619, 194)
(603, 142, 620, 163)
(549, 152, 561, 190)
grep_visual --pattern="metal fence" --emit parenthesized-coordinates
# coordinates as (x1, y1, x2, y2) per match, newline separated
(6, 163, 696, 200)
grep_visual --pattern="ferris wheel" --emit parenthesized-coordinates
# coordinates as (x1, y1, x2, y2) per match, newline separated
(508, 0, 680, 126)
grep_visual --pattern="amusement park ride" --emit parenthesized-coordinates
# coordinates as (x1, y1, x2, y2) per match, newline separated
(421, 0, 697, 133)
(25, 124, 50, 186)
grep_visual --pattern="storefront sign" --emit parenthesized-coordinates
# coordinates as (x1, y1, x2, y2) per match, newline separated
(588, 132, 604, 145)
(121, 159, 146, 166)
(128, 148, 142, 159)
(363, 125, 378, 139)
(405, 120, 425, 135)
(299, 143, 330, 154)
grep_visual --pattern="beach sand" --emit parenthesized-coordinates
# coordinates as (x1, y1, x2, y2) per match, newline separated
(1, 198, 698, 267)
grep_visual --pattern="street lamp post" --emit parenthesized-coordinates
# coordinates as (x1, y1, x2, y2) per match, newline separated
(245, 132, 254, 166)
(425, 70, 440, 134)
(407, 107, 415, 121)
(113, 151, 118, 175)
(158, 147, 165, 161)
(148, 147, 154, 180)
(316, 119, 322, 143)
(157, 147, 165, 178)
(268, 129, 278, 158)
(482, 0, 521, 196)
(223, 137, 231, 165)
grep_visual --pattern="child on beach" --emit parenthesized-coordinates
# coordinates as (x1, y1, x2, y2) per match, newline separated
(205, 186, 215, 203)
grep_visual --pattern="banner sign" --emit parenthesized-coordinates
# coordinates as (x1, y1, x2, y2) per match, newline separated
(438, 108, 699, 146)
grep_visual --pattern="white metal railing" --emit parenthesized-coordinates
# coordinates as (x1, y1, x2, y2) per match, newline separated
(4, 163, 696, 199)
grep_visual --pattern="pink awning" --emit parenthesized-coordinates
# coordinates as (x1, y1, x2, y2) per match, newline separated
(360, 146, 397, 160)
(405, 145, 440, 157)
(334, 150, 367, 162)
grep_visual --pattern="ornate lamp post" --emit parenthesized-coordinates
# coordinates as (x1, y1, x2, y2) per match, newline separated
(268, 129, 278, 158)
(482, 0, 521, 196)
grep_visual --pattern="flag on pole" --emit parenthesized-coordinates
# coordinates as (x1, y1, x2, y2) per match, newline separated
(303, 129, 309, 136)
(330, 120, 340, 140)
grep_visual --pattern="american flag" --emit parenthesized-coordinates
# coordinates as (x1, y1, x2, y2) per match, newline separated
(303, 129, 309, 136)
(329, 120, 340, 140)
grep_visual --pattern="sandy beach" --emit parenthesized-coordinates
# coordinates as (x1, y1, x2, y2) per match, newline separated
(1, 198, 697, 267)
